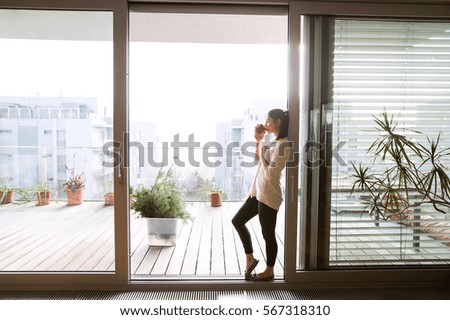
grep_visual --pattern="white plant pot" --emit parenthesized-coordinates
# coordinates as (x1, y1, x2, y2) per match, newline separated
(145, 217, 178, 246)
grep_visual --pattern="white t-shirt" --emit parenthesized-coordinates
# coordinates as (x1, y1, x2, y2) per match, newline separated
(247, 137, 291, 211)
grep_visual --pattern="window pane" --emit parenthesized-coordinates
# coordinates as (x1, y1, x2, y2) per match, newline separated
(0, 9, 114, 272)
(331, 20, 450, 267)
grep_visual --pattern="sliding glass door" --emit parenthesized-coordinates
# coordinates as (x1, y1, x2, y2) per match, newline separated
(330, 19, 450, 267)
(128, 5, 288, 280)
(289, 2, 450, 278)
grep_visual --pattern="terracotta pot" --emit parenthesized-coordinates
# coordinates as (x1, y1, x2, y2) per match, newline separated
(104, 192, 114, 206)
(66, 188, 84, 205)
(36, 191, 51, 206)
(0, 190, 13, 204)
(210, 192, 222, 207)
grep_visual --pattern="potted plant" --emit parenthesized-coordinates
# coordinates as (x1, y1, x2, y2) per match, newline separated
(62, 154, 86, 206)
(131, 167, 190, 246)
(350, 110, 450, 221)
(103, 182, 134, 206)
(0, 177, 13, 204)
(35, 180, 52, 206)
(199, 185, 225, 207)
(209, 188, 223, 207)
(104, 178, 114, 206)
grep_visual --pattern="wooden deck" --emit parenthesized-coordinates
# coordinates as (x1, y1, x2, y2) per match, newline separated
(2, 200, 448, 276)
(0, 201, 285, 278)
(130, 202, 285, 278)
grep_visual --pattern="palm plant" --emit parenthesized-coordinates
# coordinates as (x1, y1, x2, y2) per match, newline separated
(350, 110, 450, 220)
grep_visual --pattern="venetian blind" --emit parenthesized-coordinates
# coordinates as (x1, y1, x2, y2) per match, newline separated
(330, 19, 450, 267)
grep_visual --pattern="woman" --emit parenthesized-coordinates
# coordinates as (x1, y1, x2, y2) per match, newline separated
(232, 108, 290, 281)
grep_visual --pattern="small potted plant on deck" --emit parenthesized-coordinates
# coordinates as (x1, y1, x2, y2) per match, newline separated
(198, 178, 226, 207)
(103, 181, 134, 206)
(35, 180, 52, 206)
(131, 167, 191, 246)
(62, 153, 86, 206)
(209, 188, 223, 207)
(104, 178, 114, 206)
(199, 185, 225, 207)
(0, 177, 14, 204)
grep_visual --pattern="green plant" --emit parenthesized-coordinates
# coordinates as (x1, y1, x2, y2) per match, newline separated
(0, 176, 12, 192)
(15, 188, 35, 202)
(0, 177, 13, 204)
(198, 186, 225, 202)
(131, 167, 190, 221)
(11, 180, 54, 203)
(350, 110, 450, 220)
(35, 179, 51, 193)
(63, 172, 86, 192)
(197, 177, 227, 203)
(105, 177, 114, 192)
(62, 153, 86, 192)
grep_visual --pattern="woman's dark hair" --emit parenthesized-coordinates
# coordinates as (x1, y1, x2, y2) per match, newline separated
(268, 108, 289, 140)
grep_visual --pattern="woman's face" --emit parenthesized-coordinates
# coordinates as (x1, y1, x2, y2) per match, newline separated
(265, 116, 280, 134)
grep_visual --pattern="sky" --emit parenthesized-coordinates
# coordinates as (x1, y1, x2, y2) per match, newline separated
(129, 41, 287, 141)
(0, 38, 287, 143)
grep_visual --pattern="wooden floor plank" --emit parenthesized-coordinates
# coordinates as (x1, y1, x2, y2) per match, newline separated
(164, 219, 193, 275)
(94, 245, 115, 271)
(130, 237, 151, 275)
(211, 206, 225, 275)
(180, 204, 205, 275)
(150, 246, 175, 275)
(222, 202, 241, 275)
(196, 205, 214, 275)
(135, 246, 161, 275)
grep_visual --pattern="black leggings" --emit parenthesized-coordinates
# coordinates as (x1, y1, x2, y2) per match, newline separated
(232, 197, 278, 267)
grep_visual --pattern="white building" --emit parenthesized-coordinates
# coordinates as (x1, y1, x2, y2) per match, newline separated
(0, 96, 110, 200)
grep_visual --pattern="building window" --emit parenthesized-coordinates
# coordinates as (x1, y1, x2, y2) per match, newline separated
(56, 130, 66, 147)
